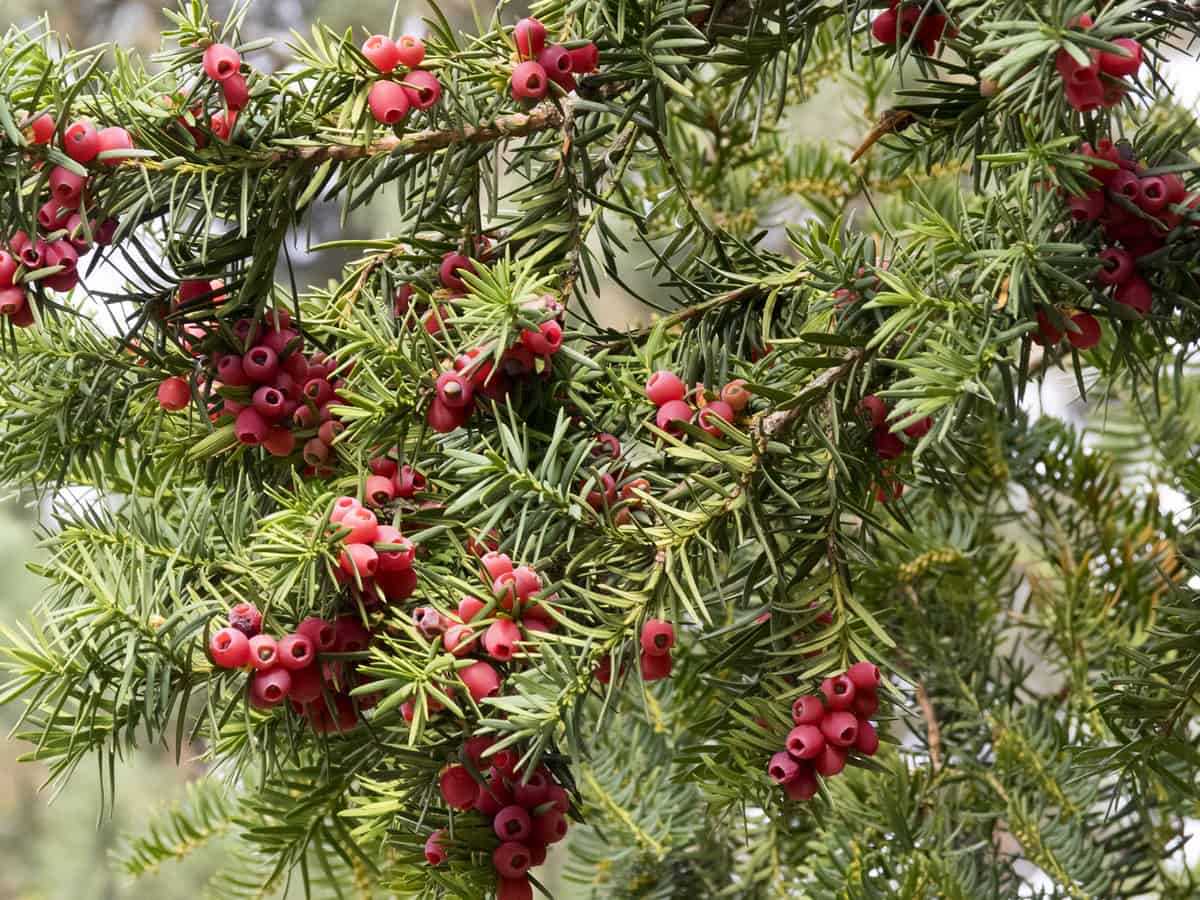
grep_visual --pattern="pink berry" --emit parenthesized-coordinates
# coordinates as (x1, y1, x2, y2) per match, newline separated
(368, 80, 411, 125)
(247, 634, 278, 670)
(1068, 190, 1105, 222)
(521, 319, 563, 354)
(459, 595, 486, 622)
(395, 465, 425, 497)
(820, 710, 859, 748)
(655, 400, 693, 436)
(228, 602, 262, 637)
(285, 665, 324, 704)
(494, 805, 532, 841)
(235, 407, 268, 445)
(0, 251, 16, 288)
(645, 370, 685, 405)
(438, 251, 473, 291)
(514, 18, 546, 59)
(814, 744, 847, 777)
(157, 376, 191, 411)
(250, 668, 291, 707)
(786, 724, 825, 760)
(340, 542, 379, 578)
(851, 690, 879, 718)
(697, 400, 734, 436)
(369, 454, 398, 478)
(424, 829, 447, 866)
(375, 527, 415, 572)
(768, 750, 801, 784)
(297, 617, 337, 652)
(1066, 310, 1102, 349)
(252, 386, 286, 419)
(484, 619, 522, 662)
(444, 624, 476, 656)
(396, 36, 426, 68)
(854, 720, 880, 756)
(334, 615, 371, 652)
(1098, 38, 1143, 78)
(439, 764, 479, 809)
(1115, 275, 1152, 316)
(365, 474, 395, 507)
(640, 619, 675, 657)
(568, 42, 599, 74)
(784, 764, 819, 801)
(26, 113, 55, 144)
(203, 43, 241, 82)
(48, 166, 85, 205)
(362, 35, 401, 73)
(512, 565, 541, 600)
(329, 495, 361, 523)
(481, 551, 514, 582)
(63, 120, 99, 163)
(791, 695, 826, 726)
(209, 627, 250, 668)
(846, 662, 881, 692)
(537, 45, 573, 87)
(510, 61, 549, 101)
(95, 126, 135, 164)
(497, 877, 533, 900)
(435, 371, 474, 409)
(720, 379, 750, 412)
(276, 633, 315, 670)
(342, 506, 379, 543)
(493, 842, 532, 879)
(402, 70, 442, 110)
(821, 674, 856, 710)
(222, 73, 250, 111)
(532, 808, 568, 844)
(640, 651, 671, 681)
(460, 660, 502, 701)
(0, 288, 27, 318)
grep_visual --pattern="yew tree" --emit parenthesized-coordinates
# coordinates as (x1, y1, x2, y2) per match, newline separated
(1, 0, 1199, 897)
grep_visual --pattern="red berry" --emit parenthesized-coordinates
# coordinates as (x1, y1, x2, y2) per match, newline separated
(396, 36, 425, 68)
(438, 251, 473, 291)
(235, 407, 268, 445)
(846, 661, 881, 692)
(785, 724, 825, 760)
(365, 475, 396, 507)
(251, 386, 286, 420)
(222, 73, 250, 111)
(0, 288, 27, 318)
(1066, 311, 1102, 349)
(720, 379, 750, 412)
(697, 400, 734, 436)
(209, 627, 250, 668)
(476, 768, 513, 815)
(369, 454, 398, 478)
(250, 668, 291, 707)
(444, 624, 476, 656)
(228, 602, 262, 637)
(303, 437, 332, 465)
(821, 674, 856, 710)
(645, 370, 686, 405)
(768, 750, 800, 784)
(285, 664, 324, 704)
(440, 764, 479, 809)
(277, 633, 315, 670)
(640, 650, 672, 681)
(460, 660, 502, 701)
(497, 877, 533, 900)
(494, 805, 532, 841)
(424, 829, 447, 866)
(493, 842, 532, 879)
(368, 80, 411, 125)
(903, 416, 932, 440)
(640, 619, 675, 657)
(157, 376, 190, 411)
(532, 808, 568, 844)
(851, 690, 880, 718)
(1033, 308, 1063, 346)
(510, 61, 549, 101)
(859, 395, 886, 428)
(330, 495, 361, 523)
(63, 120, 99, 163)
(814, 744, 847, 777)
(1098, 38, 1142, 78)
(871, 9, 901, 44)
(568, 42, 599, 74)
(48, 166, 85, 205)
(428, 396, 471, 433)
(1064, 74, 1104, 113)
(482, 551, 514, 582)
(514, 18, 546, 59)
(297, 617, 337, 652)
(854, 720, 880, 756)
(203, 43, 241, 81)
(402, 70, 442, 110)
(458, 595, 486, 622)
(395, 465, 425, 497)
(247, 634, 279, 670)
(0, 251, 16, 288)
(1068, 189, 1105, 222)
(1137, 176, 1169, 214)
(341, 506, 379, 544)
(1115, 275, 1152, 316)
(791, 694, 826, 726)
(512, 566, 542, 601)
(340, 542, 379, 578)
(375, 527, 414, 572)
(484, 619, 522, 661)
(317, 420, 344, 446)
(362, 35, 401, 73)
(537, 45, 573, 86)
(26, 113, 54, 144)
(521, 319, 563, 355)
(436, 371, 474, 409)
(783, 764, 819, 801)
(873, 428, 904, 460)
(655, 400, 693, 435)
(820, 710, 859, 748)
(334, 615, 371, 652)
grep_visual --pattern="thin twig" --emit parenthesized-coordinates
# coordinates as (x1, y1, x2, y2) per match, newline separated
(916, 681, 943, 770)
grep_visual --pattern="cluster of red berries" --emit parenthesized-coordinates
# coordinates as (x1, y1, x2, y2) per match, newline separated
(361, 32, 441, 125)
(329, 494, 419, 604)
(208, 602, 373, 732)
(870, 2, 953, 54)
(363, 451, 427, 508)
(1056, 17, 1143, 112)
(508, 17, 599, 101)
(0, 114, 129, 324)
(429, 737, 572, 900)
(580, 432, 651, 524)
(859, 394, 929, 504)
(158, 306, 352, 472)
(594, 618, 676, 685)
(644, 370, 749, 439)
(423, 266, 565, 433)
(768, 662, 882, 801)
(199, 43, 252, 139)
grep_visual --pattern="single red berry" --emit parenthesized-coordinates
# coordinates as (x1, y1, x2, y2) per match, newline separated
(854, 720, 880, 756)
(510, 61, 549, 101)
(851, 689, 880, 718)
(820, 710, 860, 748)
(277, 632, 315, 670)
(873, 428, 904, 460)
(1097, 248, 1134, 286)
(26, 113, 55, 144)
(428, 395, 471, 433)
(1066, 310, 1102, 349)
(460, 660, 502, 701)
(585, 473, 617, 510)
(645, 370, 686, 405)
(63, 120, 99, 163)
(221, 72, 250, 111)
(1098, 38, 1143, 78)
(368, 80, 411, 126)
(532, 808, 568, 844)
(814, 744, 847, 777)
(436, 371, 474, 409)
(341, 506, 379, 543)
(1033, 308, 1063, 346)
(484, 619, 522, 662)
(247, 634, 279, 670)
(251, 386, 286, 420)
(285, 664, 323, 704)
(0, 288, 27, 318)
(440, 764, 479, 809)
(438, 251, 473, 291)
(494, 805, 533, 841)
(821, 675, 856, 710)
(203, 43, 241, 81)
(493, 842, 532, 879)
(1067, 189, 1105, 222)
(655, 400, 693, 436)
(459, 595, 486, 622)
(640, 651, 672, 681)
(482, 551, 514, 582)
(395, 464, 425, 497)
(1115, 275, 1152, 316)
(209, 627, 250, 668)
(786, 724, 825, 760)
(1137, 176, 1169, 214)
(228, 602, 262, 637)
(784, 764, 819, 801)
(340, 542, 379, 579)
(369, 454, 398, 479)
(48, 166, 85, 205)
(791, 695, 826, 726)
(1064, 74, 1105, 113)
(537, 45, 573, 86)
(521, 319, 563, 355)
(402, 70, 442, 110)
(903, 416, 932, 440)
(859, 395, 887, 428)
(720, 379, 750, 412)
(476, 767, 513, 816)
(497, 876, 533, 900)
(235, 407, 269, 445)
(364, 475, 395, 508)
(512, 566, 541, 601)
(375, 527, 414, 571)
(250, 667, 291, 707)
(697, 400, 734, 436)
(846, 662, 881, 692)
(769, 750, 801, 784)
(334, 615, 371, 652)
(330, 495, 361, 523)
(317, 420, 344, 447)
(424, 829, 447, 866)
(157, 376, 190, 411)
(297, 617, 337, 652)
(514, 17, 546, 59)
(396, 36, 425, 68)
(362, 35, 401, 72)
(640, 619, 675, 657)
(871, 8, 901, 44)
(0, 251, 16, 288)
(568, 42, 599, 74)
